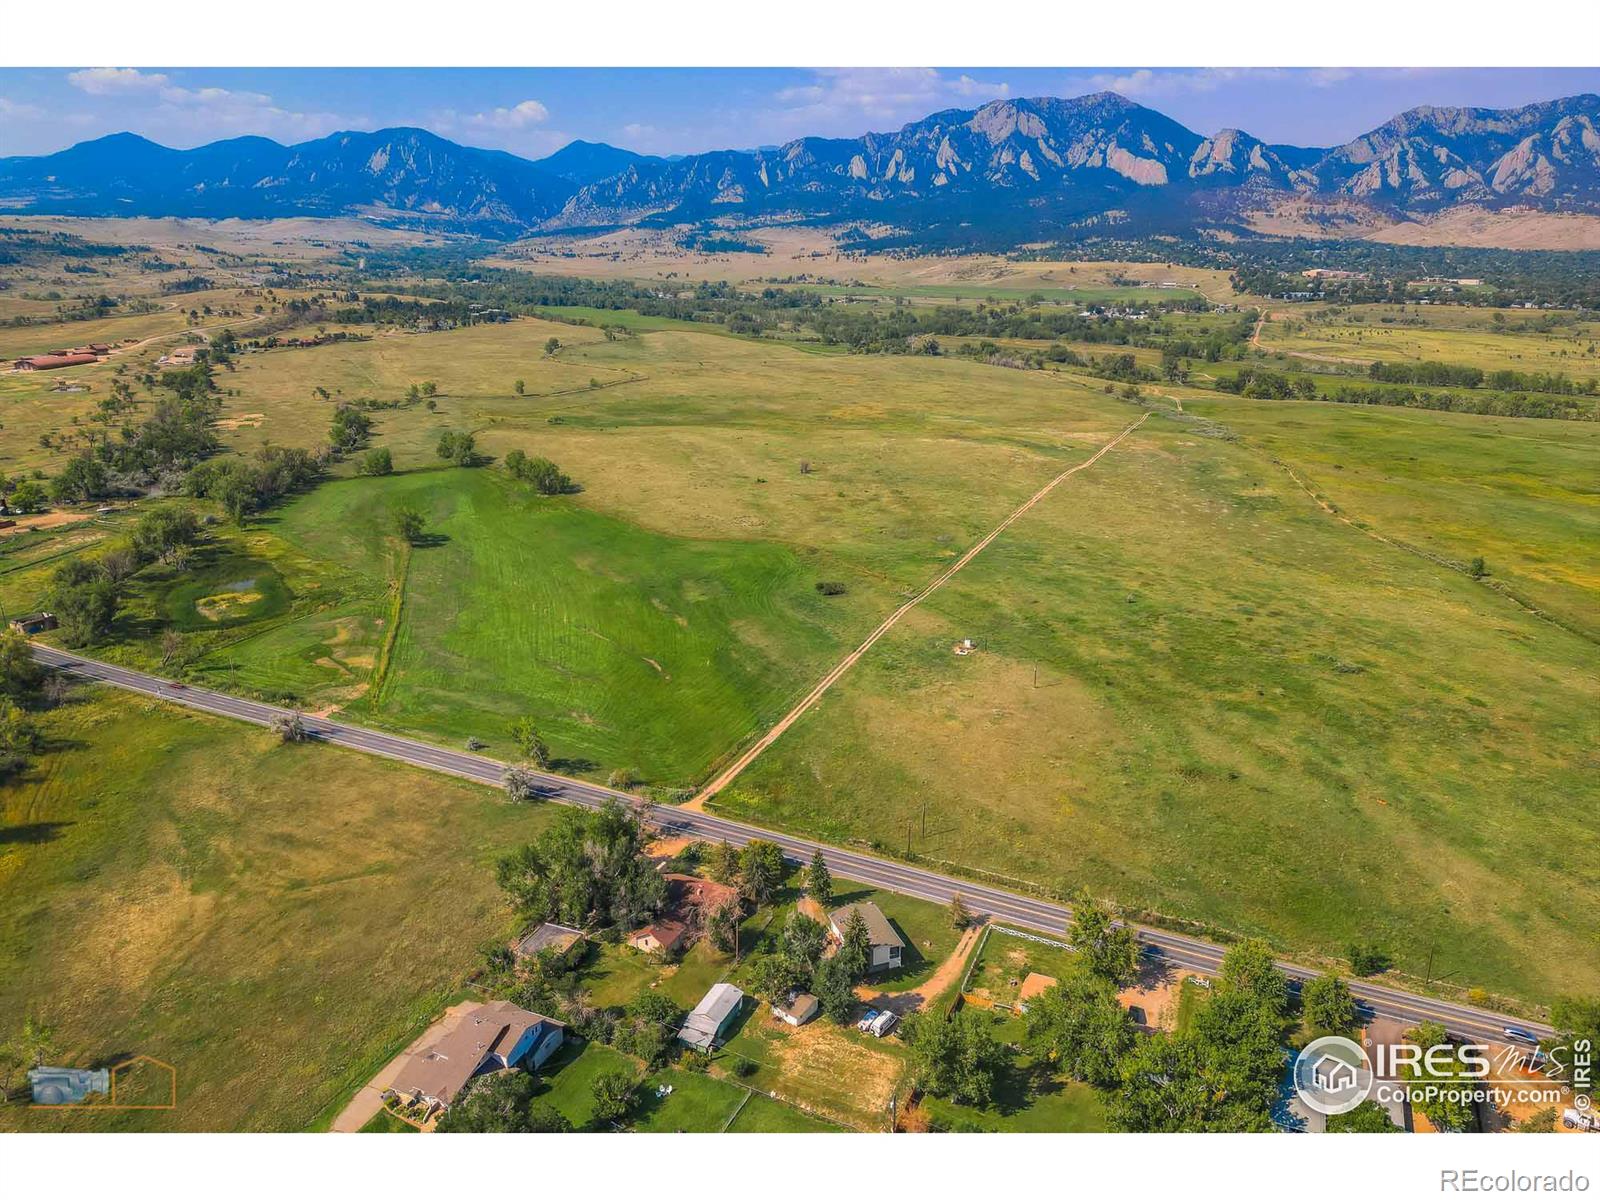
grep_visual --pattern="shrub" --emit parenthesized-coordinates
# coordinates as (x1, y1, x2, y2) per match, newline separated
(356, 447, 393, 476)
(589, 1068, 637, 1125)
(503, 764, 542, 803)
(270, 712, 308, 743)
(436, 431, 477, 467)
(505, 449, 577, 495)
(1347, 941, 1392, 977)
(814, 581, 847, 596)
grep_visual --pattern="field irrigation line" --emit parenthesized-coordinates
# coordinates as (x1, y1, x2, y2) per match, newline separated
(690, 412, 1150, 806)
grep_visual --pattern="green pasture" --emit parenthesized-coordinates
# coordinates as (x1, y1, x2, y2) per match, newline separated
(0, 688, 553, 1132)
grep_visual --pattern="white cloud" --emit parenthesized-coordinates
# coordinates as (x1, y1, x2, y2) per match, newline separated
(1073, 67, 1288, 100)
(948, 74, 1008, 99)
(764, 68, 1012, 137)
(67, 67, 171, 96)
(466, 99, 550, 130)
(59, 67, 349, 144)
(0, 96, 46, 119)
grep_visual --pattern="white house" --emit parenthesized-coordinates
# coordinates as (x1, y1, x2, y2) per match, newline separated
(828, 901, 905, 974)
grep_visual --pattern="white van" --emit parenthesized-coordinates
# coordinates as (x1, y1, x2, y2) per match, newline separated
(868, 1010, 898, 1038)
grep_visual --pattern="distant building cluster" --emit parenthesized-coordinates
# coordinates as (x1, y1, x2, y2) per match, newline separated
(12, 342, 111, 371)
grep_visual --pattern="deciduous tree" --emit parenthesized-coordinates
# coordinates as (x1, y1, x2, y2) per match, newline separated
(508, 717, 550, 768)
(1302, 973, 1359, 1037)
(1024, 970, 1136, 1089)
(0, 629, 42, 699)
(904, 1008, 1009, 1109)
(1068, 891, 1140, 987)
(590, 1068, 637, 1125)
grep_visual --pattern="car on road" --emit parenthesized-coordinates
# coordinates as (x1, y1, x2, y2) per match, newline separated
(856, 1009, 879, 1032)
(1503, 1026, 1539, 1044)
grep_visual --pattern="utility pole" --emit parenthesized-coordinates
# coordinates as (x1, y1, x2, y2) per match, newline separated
(921, 795, 927, 838)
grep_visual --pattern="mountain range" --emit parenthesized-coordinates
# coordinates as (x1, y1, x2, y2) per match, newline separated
(2, 91, 1596, 245)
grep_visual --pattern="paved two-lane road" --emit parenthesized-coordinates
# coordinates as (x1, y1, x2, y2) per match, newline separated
(29, 643, 1553, 1045)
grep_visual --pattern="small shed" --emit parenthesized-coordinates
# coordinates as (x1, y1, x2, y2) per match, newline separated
(772, 992, 819, 1027)
(513, 921, 583, 961)
(9, 612, 58, 636)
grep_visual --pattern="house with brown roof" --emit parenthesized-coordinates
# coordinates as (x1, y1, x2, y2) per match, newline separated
(829, 901, 905, 974)
(628, 918, 690, 955)
(625, 872, 741, 956)
(386, 1000, 565, 1116)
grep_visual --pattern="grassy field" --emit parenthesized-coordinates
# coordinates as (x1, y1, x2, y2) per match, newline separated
(1257, 307, 1600, 375)
(0, 687, 553, 1132)
(9, 271, 1596, 1021)
(964, 928, 1081, 1009)
(725, 1091, 840, 1131)
(1181, 395, 1600, 640)
(264, 466, 876, 784)
(718, 412, 1600, 1005)
(536, 1038, 833, 1132)
(358, 1108, 421, 1133)
(539, 1040, 637, 1129)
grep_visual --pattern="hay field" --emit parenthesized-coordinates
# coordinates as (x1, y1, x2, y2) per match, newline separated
(718, 413, 1600, 1004)
(10, 288, 1597, 1010)
(1256, 307, 1600, 375)
(0, 689, 552, 1131)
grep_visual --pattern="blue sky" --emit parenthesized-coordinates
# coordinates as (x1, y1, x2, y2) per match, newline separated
(1, 67, 1595, 160)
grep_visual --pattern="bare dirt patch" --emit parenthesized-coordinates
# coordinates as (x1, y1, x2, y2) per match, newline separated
(646, 835, 694, 860)
(1116, 958, 1201, 1031)
(0, 510, 94, 537)
(765, 1014, 903, 1128)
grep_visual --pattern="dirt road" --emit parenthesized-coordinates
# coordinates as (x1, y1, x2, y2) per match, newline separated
(685, 412, 1150, 809)
(1250, 305, 1268, 348)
